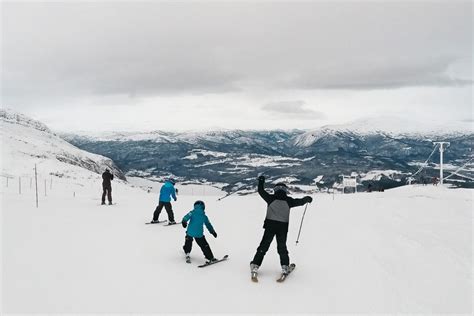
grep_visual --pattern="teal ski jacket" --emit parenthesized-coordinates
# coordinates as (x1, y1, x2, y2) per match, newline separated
(182, 204, 215, 238)
(159, 181, 177, 202)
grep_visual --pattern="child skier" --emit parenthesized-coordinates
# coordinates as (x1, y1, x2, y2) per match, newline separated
(181, 200, 218, 264)
(151, 179, 177, 224)
(250, 175, 312, 278)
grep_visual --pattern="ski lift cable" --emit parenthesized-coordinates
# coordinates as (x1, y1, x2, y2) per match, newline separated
(445, 172, 474, 181)
(444, 157, 474, 180)
(411, 143, 439, 177)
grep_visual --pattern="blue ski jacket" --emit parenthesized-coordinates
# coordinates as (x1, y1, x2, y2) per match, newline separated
(159, 181, 177, 202)
(182, 204, 215, 238)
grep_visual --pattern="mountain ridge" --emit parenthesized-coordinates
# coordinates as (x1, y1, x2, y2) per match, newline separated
(1, 108, 126, 181)
(62, 118, 473, 191)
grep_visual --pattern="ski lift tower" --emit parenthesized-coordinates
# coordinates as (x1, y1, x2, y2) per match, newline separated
(433, 142, 450, 185)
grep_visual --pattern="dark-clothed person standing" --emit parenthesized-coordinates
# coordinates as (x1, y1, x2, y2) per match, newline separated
(250, 175, 312, 276)
(101, 169, 114, 205)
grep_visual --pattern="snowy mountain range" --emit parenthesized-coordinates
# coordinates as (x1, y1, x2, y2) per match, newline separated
(2, 108, 472, 191)
(62, 117, 474, 191)
(294, 117, 472, 147)
(0, 109, 125, 181)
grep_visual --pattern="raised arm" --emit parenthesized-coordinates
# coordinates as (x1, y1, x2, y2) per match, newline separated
(257, 176, 272, 204)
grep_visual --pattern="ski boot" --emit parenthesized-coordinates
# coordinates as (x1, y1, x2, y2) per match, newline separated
(185, 253, 191, 264)
(206, 258, 218, 264)
(168, 220, 177, 225)
(277, 264, 296, 282)
(250, 262, 259, 283)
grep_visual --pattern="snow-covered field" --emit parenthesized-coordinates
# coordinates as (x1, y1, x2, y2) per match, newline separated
(1, 110, 472, 313)
(2, 174, 472, 313)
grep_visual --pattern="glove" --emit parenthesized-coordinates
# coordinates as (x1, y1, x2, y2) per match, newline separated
(174, 197, 177, 201)
(211, 231, 217, 238)
(182, 221, 187, 228)
(258, 175, 265, 182)
(303, 196, 313, 203)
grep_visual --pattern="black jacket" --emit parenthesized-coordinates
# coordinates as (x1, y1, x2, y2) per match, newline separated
(102, 171, 114, 187)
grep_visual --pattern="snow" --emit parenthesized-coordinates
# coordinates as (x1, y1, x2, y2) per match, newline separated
(294, 116, 473, 147)
(183, 150, 228, 160)
(233, 154, 301, 168)
(2, 170, 472, 313)
(2, 110, 472, 313)
(127, 176, 225, 196)
(313, 175, 324, 183)
(271, 176, 299, 184)
(182, 153, 198, 160)
(184, 153, 304, 170)
(1, 108, 51, 133)
(1, 110, 123, 181)
(63, 130, 272, 145)
(360, 170, 403, 181)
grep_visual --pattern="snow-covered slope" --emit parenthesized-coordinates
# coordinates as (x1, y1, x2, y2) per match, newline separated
(2, 176, 471, 313)
(1, 111, 471, 313)
(1, 109, 125, 180)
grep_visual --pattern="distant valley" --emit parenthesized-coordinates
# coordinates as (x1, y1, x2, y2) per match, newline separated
(63, 118, 474, 192)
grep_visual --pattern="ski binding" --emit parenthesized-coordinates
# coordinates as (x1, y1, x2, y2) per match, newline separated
(198, 255, 229, 268)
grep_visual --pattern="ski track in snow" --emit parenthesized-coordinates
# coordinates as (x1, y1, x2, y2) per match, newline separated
(2, 178, 472, 313)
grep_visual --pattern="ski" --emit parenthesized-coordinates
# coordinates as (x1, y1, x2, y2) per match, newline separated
(276, 263, 296, 283)
(145, 220, 167, 225)
(164, 221, 181, 226)
(198, 255, 229, 268)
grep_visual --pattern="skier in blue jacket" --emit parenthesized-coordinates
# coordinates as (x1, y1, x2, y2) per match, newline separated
(151, 179, 177, 224)
(181, 200, 218, 263)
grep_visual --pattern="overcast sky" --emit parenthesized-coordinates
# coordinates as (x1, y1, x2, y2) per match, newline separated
(2, 1, 472, 132)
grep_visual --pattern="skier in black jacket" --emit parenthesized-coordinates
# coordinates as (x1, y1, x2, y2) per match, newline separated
(250, 175, 312, 276)
(101, 169, 114, 205)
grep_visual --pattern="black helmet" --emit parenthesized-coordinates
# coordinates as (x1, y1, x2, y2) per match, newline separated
(168, 178, 176, 185)
(194, 200, 205, 210)
(273, 182, 289, 194)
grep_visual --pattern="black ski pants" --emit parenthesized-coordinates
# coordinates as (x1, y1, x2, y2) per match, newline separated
(153, 201, 175, 222)
(102, 185, 112, 204)
(251, 226, 289, 266)
(183, 235, 214, 260)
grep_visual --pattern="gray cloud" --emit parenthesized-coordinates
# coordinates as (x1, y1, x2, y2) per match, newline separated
(2, 1, 472, 108)
(281, 56, 473, 90)
(262, 100, 325, 120)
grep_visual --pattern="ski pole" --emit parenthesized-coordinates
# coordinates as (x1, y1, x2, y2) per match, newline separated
(216, 184, 253, 201)
(295, 203, 309, 245)
(217, 169, 273, 201)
